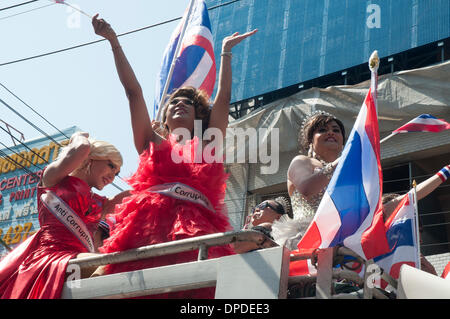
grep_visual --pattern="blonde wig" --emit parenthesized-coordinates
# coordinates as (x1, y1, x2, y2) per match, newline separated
(57, 138, 123, 173)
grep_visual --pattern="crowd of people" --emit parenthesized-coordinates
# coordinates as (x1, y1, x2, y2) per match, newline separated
(0, 14, 449, 299)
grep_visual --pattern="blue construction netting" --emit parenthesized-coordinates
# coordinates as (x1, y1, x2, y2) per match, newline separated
(206, 0, 450, 103)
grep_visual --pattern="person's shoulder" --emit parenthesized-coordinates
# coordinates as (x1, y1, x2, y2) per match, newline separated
(290, 154, 309, 163)
(289, 154, 317, 168)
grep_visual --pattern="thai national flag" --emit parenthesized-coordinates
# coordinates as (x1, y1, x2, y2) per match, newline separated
(393, 114, 450, 133)
(373, 190, 419, 289)
(153, 0, 216, 120)
(288, 255, 317, 277)
(296, 87, 390, 261)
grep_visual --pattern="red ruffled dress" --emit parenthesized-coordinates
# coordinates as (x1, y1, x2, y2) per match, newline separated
(100, 136, 233, 298)
(0, 176, 105, 299)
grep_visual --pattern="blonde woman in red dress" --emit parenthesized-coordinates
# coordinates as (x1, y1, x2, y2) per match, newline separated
(0, 132, 126, 298)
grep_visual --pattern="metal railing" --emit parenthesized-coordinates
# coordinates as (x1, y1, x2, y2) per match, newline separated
(288, 246, 397, 299)
(63, 230, 397, 299)
(68, 230, 274, 270)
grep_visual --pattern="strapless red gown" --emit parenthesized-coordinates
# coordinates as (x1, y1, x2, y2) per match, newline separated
(100, 136, 233, 298)
(0, 176, 104, 299)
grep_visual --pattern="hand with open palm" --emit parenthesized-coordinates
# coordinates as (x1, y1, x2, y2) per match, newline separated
(222, 29, 258, 52)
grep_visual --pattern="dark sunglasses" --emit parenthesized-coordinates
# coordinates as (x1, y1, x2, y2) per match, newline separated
(252, 201, 285, 215)
(169, 98, 194, 106)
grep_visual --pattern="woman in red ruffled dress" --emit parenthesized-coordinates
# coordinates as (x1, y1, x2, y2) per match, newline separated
(0, 132, 126, 298)
(92, 15, 256, 298)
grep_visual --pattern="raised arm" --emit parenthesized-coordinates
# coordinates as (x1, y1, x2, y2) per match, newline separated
(92, 14, 159, 154)
(383, 164, 450, 220)
(208, 29, 257, 136)
(415, 166, 449, 200)
(42, 132, 91, 187)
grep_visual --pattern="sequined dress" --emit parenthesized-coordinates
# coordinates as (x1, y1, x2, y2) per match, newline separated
(271, 177, 326, 251)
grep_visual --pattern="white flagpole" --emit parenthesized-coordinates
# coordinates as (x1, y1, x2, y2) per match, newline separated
(411, 181, 421, 270)
(380, 131, 398, 144)
(156, 0, 196, 121)
(52, 1, 93, 19)
(64, 2, 92, 19)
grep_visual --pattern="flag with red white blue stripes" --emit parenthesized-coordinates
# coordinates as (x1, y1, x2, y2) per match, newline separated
(296, 86, 390, 261)
(393, 114, 450, 133)
(153, 0, 216, 120)
(373, 190, 419, 289)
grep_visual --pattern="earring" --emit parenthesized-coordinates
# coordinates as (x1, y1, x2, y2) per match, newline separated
(85, 161, 92, 176)
(308, 144, 314, 158)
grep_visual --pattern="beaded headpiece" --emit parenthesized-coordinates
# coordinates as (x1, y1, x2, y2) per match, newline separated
(273, 196, 293, 219)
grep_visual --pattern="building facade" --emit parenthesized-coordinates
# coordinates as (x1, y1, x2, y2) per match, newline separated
(205, 0, 450, 272)
(207, 0, 450, 106)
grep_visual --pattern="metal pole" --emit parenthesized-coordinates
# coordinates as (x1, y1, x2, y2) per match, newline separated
(156, 0, 196, 121)
(198, 244, 209, 261)
(68, 230, 273, 269)
(411, 181, 422, 270)
(408, 161, 413, 188)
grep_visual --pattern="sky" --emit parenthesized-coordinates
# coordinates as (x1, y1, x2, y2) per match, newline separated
(0, 0, 192, 197)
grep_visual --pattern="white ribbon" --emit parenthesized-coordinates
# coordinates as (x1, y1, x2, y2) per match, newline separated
(147, 182, 215, 213)
(40, 190, 95, 253)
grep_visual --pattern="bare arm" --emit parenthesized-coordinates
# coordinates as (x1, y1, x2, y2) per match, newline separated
(287, 155, 338, 198)
(208, 29, 257, 137)
(92, 14, 160, 154)
(232, 223, 277, 254)
(415, 172, 445, 201)
(42, 132, 91, 187)
(101, 190, 131, 218)
(383, 165, 449, 220)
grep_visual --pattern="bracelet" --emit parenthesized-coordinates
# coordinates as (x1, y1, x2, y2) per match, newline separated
(436, 165, 450, 182)
(221, 51, 232, 58)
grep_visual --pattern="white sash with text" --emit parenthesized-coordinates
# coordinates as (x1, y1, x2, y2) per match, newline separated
(147, 182, 215, 213)
(40, 190, 95, 253)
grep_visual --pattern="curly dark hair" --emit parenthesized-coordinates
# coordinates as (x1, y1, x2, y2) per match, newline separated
(298, 113, 346, 153)
(382, 193, 401, 204)
(161, 86, 211, 135)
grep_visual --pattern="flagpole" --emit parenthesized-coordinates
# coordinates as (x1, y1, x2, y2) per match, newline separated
(411, 180, 421, 270)
(368, 50, 379, 111)
(380, 131, 398, 144)
(52, 1, 93, 19)
(63, 2, 92, 19)
(156, 0, 196, 121)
